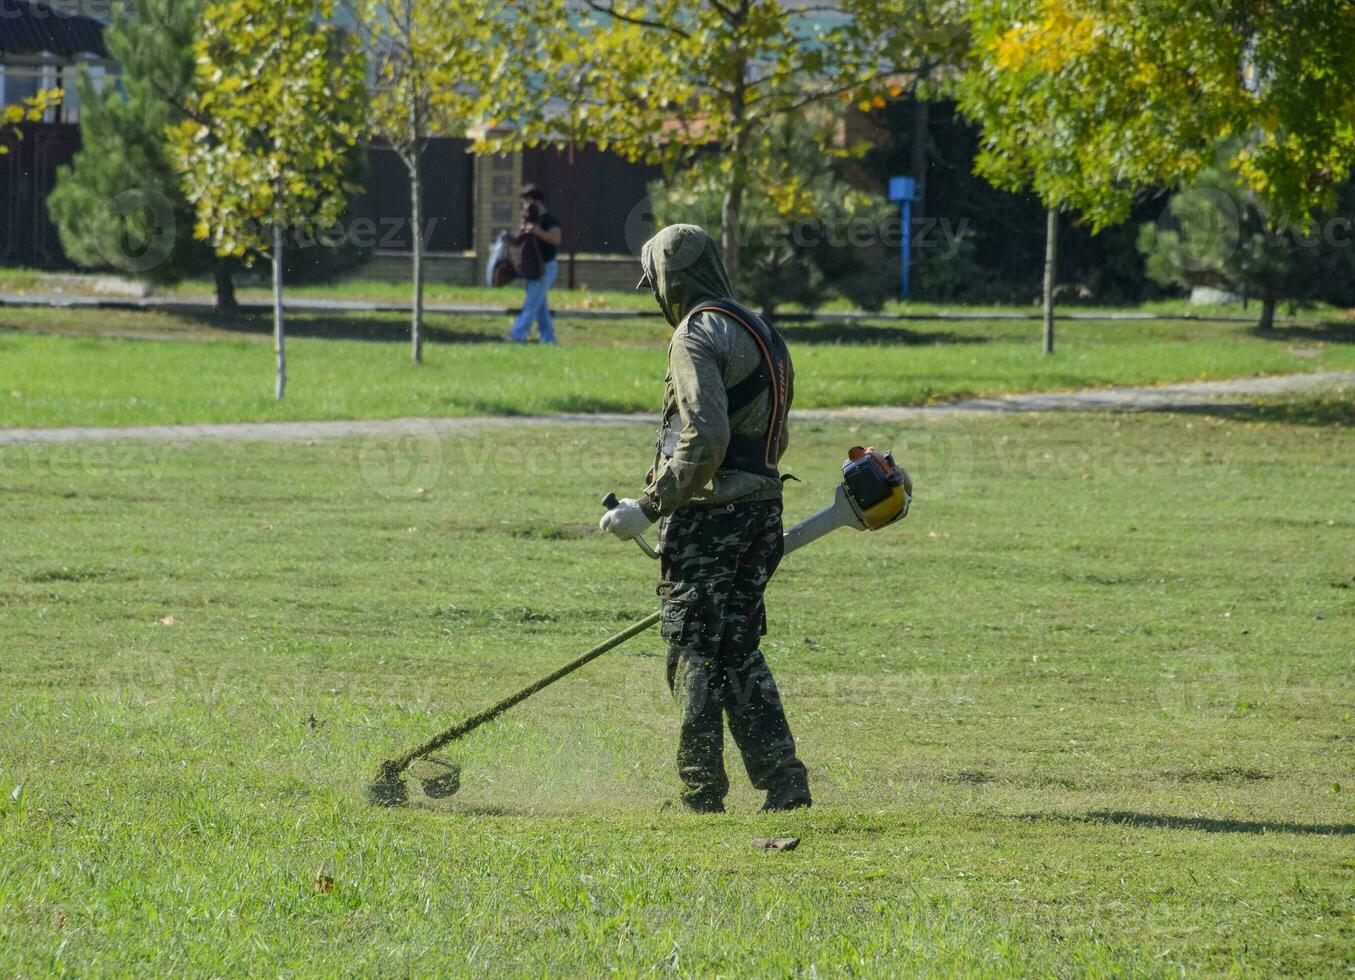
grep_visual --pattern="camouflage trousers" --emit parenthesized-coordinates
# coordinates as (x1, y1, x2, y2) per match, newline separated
(658, 498, 809, 809)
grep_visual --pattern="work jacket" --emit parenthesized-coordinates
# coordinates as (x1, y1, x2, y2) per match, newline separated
(637, 224, 794, 520)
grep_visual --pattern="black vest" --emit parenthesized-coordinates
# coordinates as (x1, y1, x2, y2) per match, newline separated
(666, 300, 792, 479)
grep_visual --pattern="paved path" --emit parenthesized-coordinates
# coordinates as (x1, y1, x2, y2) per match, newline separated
(2, 371, 1349, 446)
(0, 290, 1295, 324)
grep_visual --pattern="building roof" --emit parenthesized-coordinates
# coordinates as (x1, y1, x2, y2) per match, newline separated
(0, 0, 108, 58)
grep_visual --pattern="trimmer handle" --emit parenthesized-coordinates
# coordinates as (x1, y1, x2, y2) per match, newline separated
(600, 491, 660, 560)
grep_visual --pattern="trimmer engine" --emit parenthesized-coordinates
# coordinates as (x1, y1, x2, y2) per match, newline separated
(841, 446, 912, 530)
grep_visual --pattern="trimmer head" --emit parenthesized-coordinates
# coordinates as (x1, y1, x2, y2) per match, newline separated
(411, 756, 462, 799)
(367, 762, 410, 807)
(366, 757, 461, 807)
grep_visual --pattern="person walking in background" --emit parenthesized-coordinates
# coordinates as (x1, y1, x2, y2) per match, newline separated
(509, 184, 562, 344)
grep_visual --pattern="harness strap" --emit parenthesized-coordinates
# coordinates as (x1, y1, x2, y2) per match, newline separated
(686, 301, 790, 478)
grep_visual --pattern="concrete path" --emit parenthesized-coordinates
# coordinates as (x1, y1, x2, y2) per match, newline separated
(0, 290, 1296, 324)
(2, 371, 1349, 446)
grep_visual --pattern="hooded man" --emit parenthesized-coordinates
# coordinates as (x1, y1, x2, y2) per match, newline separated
(599, 224, 811, 813)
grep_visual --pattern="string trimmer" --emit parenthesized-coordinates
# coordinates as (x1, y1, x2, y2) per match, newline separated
(367, 446, 912, 806)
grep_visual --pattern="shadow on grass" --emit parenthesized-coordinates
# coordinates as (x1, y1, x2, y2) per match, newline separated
(537, 394, 651, 414)
(1248, 320, 1355, 344)
(1152, 395, 1355, 427)
(1021, 810, 1354, 836)
(183, 309, 504, 344)
(161, 307, 993, 348)
(777, 323, 988, 346)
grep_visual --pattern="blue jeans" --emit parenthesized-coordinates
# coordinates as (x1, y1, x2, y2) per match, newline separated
(510, 259, 558, 344)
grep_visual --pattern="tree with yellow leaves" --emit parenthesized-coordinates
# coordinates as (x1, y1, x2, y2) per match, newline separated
(958, 0, 1355, 342)
(519, 0, 963, 278)
(171, 0, 366, 400)
(345, 0, 520, 364)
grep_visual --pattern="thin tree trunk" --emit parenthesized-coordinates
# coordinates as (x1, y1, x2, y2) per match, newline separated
(1257, 292, 1278, 331)
(721, 177, 744, 279)
(273, 224, 286, 401)
(1042, 207, 1058, 356)
(214, 262, 237, 311)
(722, 38, 748, 280)
(409, 152, 425, 365)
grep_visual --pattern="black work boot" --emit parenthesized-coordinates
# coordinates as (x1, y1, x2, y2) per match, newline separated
(681, 794, 727, 814)
(760, 773, 812, 813)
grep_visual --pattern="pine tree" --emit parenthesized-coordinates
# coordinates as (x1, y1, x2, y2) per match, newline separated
(49, 0, 238, 309)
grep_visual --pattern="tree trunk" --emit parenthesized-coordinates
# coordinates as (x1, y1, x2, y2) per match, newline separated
(721, 176, 744, 281)
(272, 224, 286, 401)
(909, 94, 931, 221)
(1257, 292, 1278, 331)
(409, 152, 425, 365)
(214, 262, 237, 311)
(1042, 207, 1058, 356)
(722, 43, 748, 281)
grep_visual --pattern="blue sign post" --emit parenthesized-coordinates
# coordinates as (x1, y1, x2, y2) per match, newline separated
(888, 176, 917, 300)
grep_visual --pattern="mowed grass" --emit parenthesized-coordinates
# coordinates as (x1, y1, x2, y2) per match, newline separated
(2, 305, 1355, 428)
(1, 405, 1352, 974)
(5, 267, 1348, 319)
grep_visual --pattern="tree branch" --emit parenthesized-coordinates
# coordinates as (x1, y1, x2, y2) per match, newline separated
(581, 0, 691, 39)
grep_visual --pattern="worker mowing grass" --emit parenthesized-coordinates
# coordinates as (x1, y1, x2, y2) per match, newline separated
(600, 224, 811, 813)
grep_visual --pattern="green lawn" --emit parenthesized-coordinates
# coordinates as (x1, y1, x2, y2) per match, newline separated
(4, 267, 1347, 321)
(1, 407, 1352, 974)
(3, 305, 1354, 429)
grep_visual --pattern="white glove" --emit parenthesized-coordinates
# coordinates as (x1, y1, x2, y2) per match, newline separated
(599, 498, 654, 540)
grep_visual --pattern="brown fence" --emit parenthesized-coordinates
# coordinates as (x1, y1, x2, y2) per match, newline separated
(349, 138, 475, 253)
(0, 122, 80, 268)
(0, 128, 658, 271)
(523, 143, 662, 258)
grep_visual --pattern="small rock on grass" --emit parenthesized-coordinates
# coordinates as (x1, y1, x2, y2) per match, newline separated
(753, 836, 800, 852)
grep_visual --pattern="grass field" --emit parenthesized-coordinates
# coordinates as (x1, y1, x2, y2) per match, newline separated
(1, 405, 1351, 973)
(3, 304, 1354, 429)
(4, 267, 1348, 321)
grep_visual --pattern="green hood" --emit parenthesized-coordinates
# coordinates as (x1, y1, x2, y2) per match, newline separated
(639, 224, 735, 327)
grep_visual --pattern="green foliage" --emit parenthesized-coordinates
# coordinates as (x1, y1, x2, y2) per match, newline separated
(171, 0, 367, 263)
(344, 0, 519, 360)
(1139, 168, 1355, 314)
(910, 223, 981, 302)
(650, 116, 895, 317)
(48, 0, 214, 286)
(518, 1, 958, 267)
(350, 0, 514, 156)
(958, 0, 1355, 227)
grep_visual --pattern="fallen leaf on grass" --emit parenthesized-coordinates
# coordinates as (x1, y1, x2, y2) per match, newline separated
(314, 871, 335, 894)
(753, 836, 800, 852)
